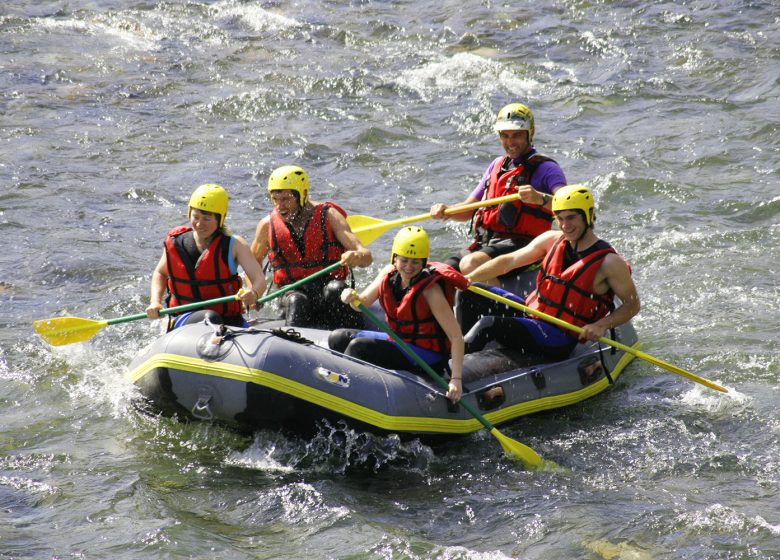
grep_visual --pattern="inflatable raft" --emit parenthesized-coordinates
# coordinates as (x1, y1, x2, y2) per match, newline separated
(127, 312, 640, 438)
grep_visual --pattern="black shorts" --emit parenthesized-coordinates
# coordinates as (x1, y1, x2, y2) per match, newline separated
(444, 236, 534, 272)
(472, 236, 531, 259)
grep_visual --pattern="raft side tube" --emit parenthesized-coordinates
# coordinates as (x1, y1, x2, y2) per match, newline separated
(128, 319, 639, 436)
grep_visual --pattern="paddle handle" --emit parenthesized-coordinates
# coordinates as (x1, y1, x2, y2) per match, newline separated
(350, 192, 522, 235)
(440, 192, 522, 217)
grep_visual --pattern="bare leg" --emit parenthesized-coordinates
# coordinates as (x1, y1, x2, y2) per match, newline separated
(458, 250, 492, 275)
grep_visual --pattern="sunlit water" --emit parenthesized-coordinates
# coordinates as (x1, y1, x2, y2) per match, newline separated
(1, 1, 778, 558)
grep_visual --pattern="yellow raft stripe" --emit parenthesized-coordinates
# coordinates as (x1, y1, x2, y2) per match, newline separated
(481, 346, 637, 425)
(128, 353, 477, 433)
(127, 341, 639, 434)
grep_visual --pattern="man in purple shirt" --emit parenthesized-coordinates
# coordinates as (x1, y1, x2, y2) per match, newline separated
(430, 102, 567, 274)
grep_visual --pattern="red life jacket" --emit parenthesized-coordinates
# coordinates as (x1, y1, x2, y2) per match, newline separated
(474, 154, 555, 241)
(268, 202, 349, 286)
(164, 225, 243, 317)
(378, 262, 469, 354)
(525, 235, 618, 334)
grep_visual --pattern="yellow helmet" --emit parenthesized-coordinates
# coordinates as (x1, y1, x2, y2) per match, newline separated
(494, 102, 535, 142)
(552, 184, 595, 226)
(391, 226, 430, 263)
(267, 165, 308, 206)
(188, 183, 228, 227)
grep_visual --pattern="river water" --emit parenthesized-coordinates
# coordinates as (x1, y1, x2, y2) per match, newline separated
(1, 1, 778, 558)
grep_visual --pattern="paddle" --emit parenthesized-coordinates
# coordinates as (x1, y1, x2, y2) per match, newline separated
(355, 301, 550, 469)
(34, 261, 344, 347)
(347, 192, 522, 246)
(467, 284, 729, 394)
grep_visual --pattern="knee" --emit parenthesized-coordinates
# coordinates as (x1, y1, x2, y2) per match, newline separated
(176, 309, 224, 328)
(283, 291, 310, 326)
(328, 328, 359, 353)
(459, 252, 489, 275)
(343, 337, 373, 360)
(464, 316, 497, 352)
(201, 309, 224, 325)
(464, 316, 496, 341)
(284, 291, 309, 311)
(322, 280, 347, 303)
(443, 255, 461, 270)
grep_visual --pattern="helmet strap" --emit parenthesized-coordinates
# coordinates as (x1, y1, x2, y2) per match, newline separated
(576, 210, 591, 244)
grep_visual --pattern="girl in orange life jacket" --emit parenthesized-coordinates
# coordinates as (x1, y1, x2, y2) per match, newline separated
(329, 226, 466, 403)
(249, 165, 373, 329)
(463, 185, 640, 360)
(146, 183, 267, 330)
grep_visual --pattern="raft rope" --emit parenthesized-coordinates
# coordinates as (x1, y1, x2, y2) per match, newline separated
(269, 327, 312, 344)
(596, 327, 618, 384)
(199, 321, 314, 346)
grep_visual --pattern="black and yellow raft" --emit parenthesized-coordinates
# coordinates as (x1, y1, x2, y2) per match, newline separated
(126, 315, 639, 438)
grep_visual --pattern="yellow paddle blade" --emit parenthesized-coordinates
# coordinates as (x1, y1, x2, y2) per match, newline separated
(348, 213, 435, 246)
(346, 215, 391, 246)
(346, 214, 386, 230)
(33, 317, 108, 346)
(490, 428, 555, 469)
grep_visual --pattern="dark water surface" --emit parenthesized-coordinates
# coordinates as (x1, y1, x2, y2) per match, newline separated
(1, 1, 778, 558)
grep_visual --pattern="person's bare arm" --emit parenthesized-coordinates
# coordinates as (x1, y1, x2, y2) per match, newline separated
(329, 207, 372, 267)
(467, 230, 558, 284)
(233, 235, 267, 307)
(579, 254, 640, 341)
(146, 253, 169, 319)
(250, 216, 271, 266)
(424, 284, 464, 402)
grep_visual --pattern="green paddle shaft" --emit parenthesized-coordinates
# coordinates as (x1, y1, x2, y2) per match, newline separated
(356, 302, 547, 468)
(110, 260, 344, 326)
(42, 261, 341, 335)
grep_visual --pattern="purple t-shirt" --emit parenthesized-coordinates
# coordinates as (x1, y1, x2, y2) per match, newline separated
(469, 149, 567, 200)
